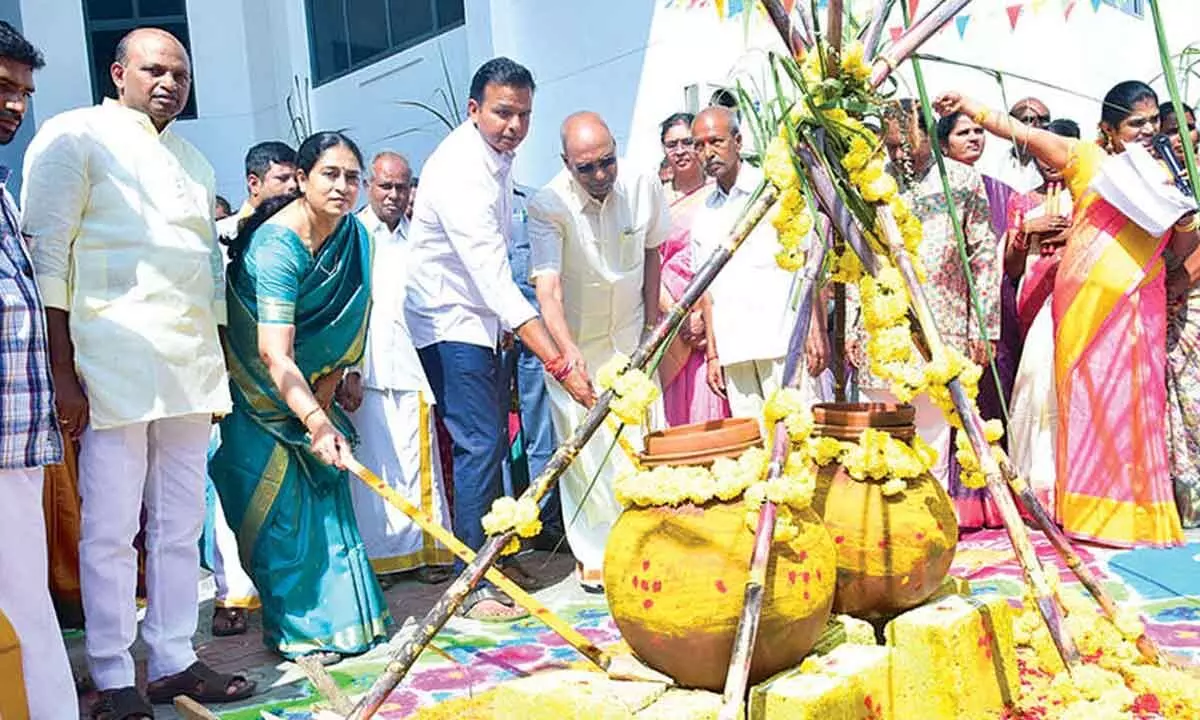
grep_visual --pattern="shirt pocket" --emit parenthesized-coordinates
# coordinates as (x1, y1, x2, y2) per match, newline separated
(613, 224, 646, 274)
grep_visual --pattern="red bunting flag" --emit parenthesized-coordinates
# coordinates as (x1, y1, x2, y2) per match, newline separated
(1006, 4, 1023, 30)
(908, 0, 921, 19)
(783, 0, 796, 13)
(1064, 0, 1077, 20)
(889, 26, 904, 43)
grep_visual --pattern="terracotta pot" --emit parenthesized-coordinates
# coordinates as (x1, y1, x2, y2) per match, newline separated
(604, 498, 836, 691)
(811, 403, 958, 619)
(640, 417, 762, 468)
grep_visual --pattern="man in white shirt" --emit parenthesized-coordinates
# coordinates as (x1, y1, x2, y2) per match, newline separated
(691, 107, 825, 421)
(405, 57, 593, 621)
(22, 28, 255, 711)
(0, 23, 78, 720)
(204, 140, 295, 639)
(345, 151, 453, 585)
(990, 97, 1051, 194)
(528, 111, 668, 590)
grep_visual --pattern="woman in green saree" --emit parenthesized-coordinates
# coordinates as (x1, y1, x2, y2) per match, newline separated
(210, 131, 390, 664)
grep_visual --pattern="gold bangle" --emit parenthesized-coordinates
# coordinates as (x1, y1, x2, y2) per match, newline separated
(301, 406, 323, 426)
(1175, 214, 1200, 233)
(972, 107, 991, 126)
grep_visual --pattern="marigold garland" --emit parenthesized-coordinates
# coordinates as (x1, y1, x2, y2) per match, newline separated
(595, 353, 659, 426)
(954, 419, 1006, 490)
(480, 496, 543, 555)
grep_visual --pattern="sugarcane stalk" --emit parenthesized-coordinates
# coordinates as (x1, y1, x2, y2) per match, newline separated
(719, 221, 830, 720)
(826, 0, 845, 60)
(862, 0, 898, 59)
(1149, 0, 1200, 206)
(997, 457, 1200, 675)
(869, 0, 975, 89)
(761, 0, 812, 55)
(873, 206, 1081, 671)
(344, 457, 610, 670)
(346, 187, 780, 720)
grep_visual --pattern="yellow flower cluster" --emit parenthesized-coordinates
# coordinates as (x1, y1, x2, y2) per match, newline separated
(595, 353, 660, 426)
(764, 388, 815, 444)
(953, 420, 1005, 490)
(795, 426, 936, 497)
(742, 451, 818, 542)
(763, 133, 815, 272)
(481, 496, 543, 555)
(1012, 584, 1200, 719)
(854, 259, 926, 403)
(613, 446, 770, 509)
(923, 346, 983, 428)
(828, 249, 864, 284)
(839, 42, 873, 85)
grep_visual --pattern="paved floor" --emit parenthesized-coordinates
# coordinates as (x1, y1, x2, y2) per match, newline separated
(68, 550, 577, 719)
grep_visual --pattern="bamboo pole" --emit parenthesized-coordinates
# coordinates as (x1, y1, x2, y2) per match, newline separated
(718, 225, 830, 720)
(345, 187, 780, 720)
(344, 457, 610, 670)
(826, 0, 844, 60)
(761, 0, 812, 55)
(873, 207, 1080, 671)
(862, 0, 897, 59)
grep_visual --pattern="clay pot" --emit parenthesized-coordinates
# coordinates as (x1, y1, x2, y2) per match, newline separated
(604, 498, 837, 691)
(639, 417, 762, 468)
(810, 402, 958, 618)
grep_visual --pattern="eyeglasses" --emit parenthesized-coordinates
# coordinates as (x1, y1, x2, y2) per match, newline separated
(573, 154, 617, 175)
(1015, 113, 1051, 127)
(663, 137, 695, 150)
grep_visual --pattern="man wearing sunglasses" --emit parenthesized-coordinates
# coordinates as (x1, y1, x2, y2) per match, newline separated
(527, 111, 670, 592)
(994, 97, 1053, 193)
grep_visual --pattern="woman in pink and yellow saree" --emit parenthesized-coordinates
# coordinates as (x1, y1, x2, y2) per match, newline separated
(936, 82, 1193, 547)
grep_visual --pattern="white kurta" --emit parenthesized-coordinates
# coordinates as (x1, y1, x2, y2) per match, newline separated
(528, 167, 670, 581)
(349, 207, 452, 573)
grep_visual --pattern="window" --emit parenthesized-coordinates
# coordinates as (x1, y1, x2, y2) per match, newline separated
(307, 0, 466, 86)
(81, 0, 198, 119)
(1101, 0, 1144, 18)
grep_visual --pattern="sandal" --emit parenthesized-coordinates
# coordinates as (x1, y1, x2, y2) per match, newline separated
(499, 561, 544, 591)
(91, 686, 153, 719)
(145, 661, 256, 705)
(455, 586, 529, 623)
(413, 566, 453, 585)
(210, 607, 248, 637)
(295, 650, 344, 667)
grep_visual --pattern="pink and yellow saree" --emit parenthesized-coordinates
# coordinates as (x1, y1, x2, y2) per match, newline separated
(1052, 141, 1184, 547)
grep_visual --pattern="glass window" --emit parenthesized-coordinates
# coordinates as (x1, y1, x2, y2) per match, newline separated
(81, 0, 197, 119)
(307, 0, 465, 85)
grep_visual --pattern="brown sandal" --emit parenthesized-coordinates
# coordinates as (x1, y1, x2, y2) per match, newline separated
(91, 686, 153, 719)
(145, 661, 256, 705)
(210, 607, 248, 637)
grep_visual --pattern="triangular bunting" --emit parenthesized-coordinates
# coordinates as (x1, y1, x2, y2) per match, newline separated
(1006, 4, 1023, 30)
(1064, 0, 1077, 19)
(1031, 0, 1047, 13)
(783, 0, 796, 13)
(889, 26, 904, 42)
(908, 0, 921, 19)
(817, 0, 829, 8)
(714, 0, 726, 17)
(955, 14, 970, 38)
(1090, 0, 1101, 9)
(728, 0, 744, 16)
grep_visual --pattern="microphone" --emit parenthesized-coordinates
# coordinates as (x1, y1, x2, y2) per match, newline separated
(1151, 134, 1193, 197)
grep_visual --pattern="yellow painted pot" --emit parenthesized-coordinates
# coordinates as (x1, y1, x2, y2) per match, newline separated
(811, 403, 959, 618)
(603, 498, 837, 691)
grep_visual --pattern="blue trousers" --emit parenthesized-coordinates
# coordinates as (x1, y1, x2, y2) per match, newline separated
(418, 342, 506, 572)
(501, 340, 563, 534)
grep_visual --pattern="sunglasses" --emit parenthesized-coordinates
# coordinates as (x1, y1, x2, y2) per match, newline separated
(663, 137, 695, 150)
(573, 154, 617, 175)
(1016, 113, 1051, 126)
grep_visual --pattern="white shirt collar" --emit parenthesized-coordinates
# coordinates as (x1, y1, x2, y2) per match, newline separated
(102, 97, 174, 136)
(462, 120, 515, 179)
(357, 205, 407, 240)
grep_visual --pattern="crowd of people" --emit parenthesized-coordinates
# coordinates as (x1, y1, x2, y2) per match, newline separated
(2, 15, 1200, 720)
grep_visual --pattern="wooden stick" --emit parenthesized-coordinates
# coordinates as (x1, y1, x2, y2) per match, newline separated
(344, 457, 610, 671)
(862, 0, 898, 59)
(718, 224, 830, 720)
(760, 0, 812, 55)
(826, 0, 845, 61)
(873, 206, 1080, 671)
(345, 187, 780, 720)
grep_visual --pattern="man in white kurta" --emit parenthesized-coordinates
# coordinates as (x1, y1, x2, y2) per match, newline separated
(347, 152, 453, 581)
(690, 107, 822, 422)
(21, 29, 253, 704)
(528, 112, 669, 590)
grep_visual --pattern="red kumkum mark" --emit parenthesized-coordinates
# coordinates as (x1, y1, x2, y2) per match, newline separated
(915, 532, 926, 541)
(877, 539, 888, 549)
(802, 571, 811, 584)
(715, 579, 728, 594)
(643, 599, 654, 610)
(834, 535, 845, 544)
(798, 550, 808, 562)
(641, 580, 649, 591)
(652, 580, 662, 593)
(816, 569, 822, 581)
(642, 560, 650, 571)
(804, 591, 810, 600)
(632, 575, 639, 589)
(788, 570, 797, 585)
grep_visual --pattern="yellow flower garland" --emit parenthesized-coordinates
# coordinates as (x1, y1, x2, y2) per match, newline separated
(595, 353, 659, 426)
(480, 496, 543, 555)
(953, 420, 1005, 490)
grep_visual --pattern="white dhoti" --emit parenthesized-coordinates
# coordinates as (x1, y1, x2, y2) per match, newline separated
(208, 427, 259, 609)
(724, 357, 826, 427)
(1008, 302, 1058, 509)
(349, 389, 452, 574)
(78, 413, 210, 690)
(0, 467, 79, 720)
